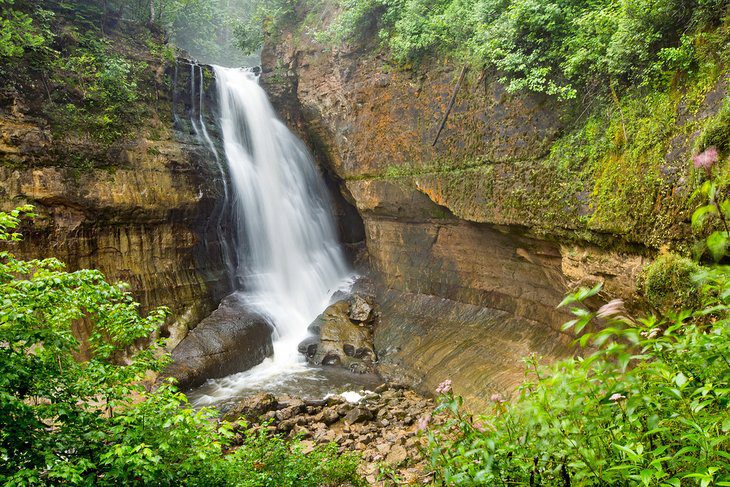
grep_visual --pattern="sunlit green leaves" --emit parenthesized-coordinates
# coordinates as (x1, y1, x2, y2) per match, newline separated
(324, 0, 728, 98)
(0, 208, 363, 485)
(428, 265, 730, 485)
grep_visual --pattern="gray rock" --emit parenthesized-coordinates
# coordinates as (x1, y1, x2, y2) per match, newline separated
(223, 392, 278, 422)
(297, 336, 318, 357)
(165, 293, 273, 390)
(304, 300, 376, 372)
(321, 408, 341, 425)
(322, 353, 341, 365)
(344, 407, 373, 425)
(385, 445, 408, 466)
(349, 294, 373, 322)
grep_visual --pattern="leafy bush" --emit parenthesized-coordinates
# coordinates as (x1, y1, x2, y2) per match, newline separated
(691, 145, 729, 263)
(233, 0, 298, 55)
(697, 95, 730, 155)
(47, 39, 145, 144)
(0, 207, 362, 486)
(324, 0, 729, 98)
(0, 0, 51, 59)
(426, 275, 730, 485)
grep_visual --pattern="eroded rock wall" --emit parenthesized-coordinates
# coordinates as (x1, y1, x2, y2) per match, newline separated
(258, 13, 723, 405)
(0, 57, 233, 349)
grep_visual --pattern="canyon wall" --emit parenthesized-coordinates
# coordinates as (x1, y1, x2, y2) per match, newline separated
(261, 17, 727, 406)
(1, 43, 233, 349)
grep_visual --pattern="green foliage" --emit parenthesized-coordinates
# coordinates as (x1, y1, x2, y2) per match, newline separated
(325, 0, 729, 98)
(697, 95, 730, 154)
(0, 207, 362, 485)
(47, 39, 146, 144)
(427, 274, 730, 485)
(691, 148, 730, 263)
(0, 0, 52, 59)
(165, 0, 261, 66)
(642, 253, 702, 312)
(233, 0, 298, 56)
(103, 0, 261, 65)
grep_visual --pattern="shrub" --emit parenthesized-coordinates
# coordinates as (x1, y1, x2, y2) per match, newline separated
(47, 39, 145, 144)
(323, 0, 730, 98)
(0, 0, 51, 59)
(426, 276, 730, 486)
(0, 206, 362, 485)
(697, 95, 730, 155)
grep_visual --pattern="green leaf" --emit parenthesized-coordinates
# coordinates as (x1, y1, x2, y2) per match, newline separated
(692, 204, 717, 230)
(706, 231, 729, 262)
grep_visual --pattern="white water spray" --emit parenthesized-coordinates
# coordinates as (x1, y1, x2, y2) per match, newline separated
(192, 66, 352, 404)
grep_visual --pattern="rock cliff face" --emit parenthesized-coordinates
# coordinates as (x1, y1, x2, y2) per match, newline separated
(1, 49, 233, 350)
(260, 17, 725, 406)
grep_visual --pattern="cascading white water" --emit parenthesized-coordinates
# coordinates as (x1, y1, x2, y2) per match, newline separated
(189, 64, 236, 287)
(191, 66, 353, 404)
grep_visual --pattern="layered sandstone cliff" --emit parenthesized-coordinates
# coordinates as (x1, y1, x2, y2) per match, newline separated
(1, 35, 233, 350)
(260, 12, 727, 406)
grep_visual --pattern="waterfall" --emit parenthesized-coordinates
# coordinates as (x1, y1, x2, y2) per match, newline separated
(189, 64, 236, 289)
(192, 65, 352, 402)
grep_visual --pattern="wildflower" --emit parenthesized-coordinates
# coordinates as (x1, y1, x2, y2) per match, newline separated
(641, 327, 661, 339)
(435, 380, 452, 395)
(490, 393, 506, 403)
(596, 299, 625, 319)
(609, 393, 626, 402)
(693, 147, 719, 175)
(416, 413, 432, 431)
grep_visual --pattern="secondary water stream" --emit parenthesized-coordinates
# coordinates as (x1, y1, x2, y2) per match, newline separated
(188, 66, 374, 407)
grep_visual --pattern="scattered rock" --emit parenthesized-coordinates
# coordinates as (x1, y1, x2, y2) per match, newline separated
(320, 408, 341, 425)
(385, 445, 408, 466)
(224, 383, 437, 485)
(344, 407, 373, 425)
(223, 392, 277, 422)
(349, 294, 373, 322)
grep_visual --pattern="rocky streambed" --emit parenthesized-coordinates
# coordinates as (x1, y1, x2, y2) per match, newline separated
(222, 383, 439, 485)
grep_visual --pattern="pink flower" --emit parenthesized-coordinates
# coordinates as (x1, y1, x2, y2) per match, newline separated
(490, 393, 506, 403)
(435, 380, 452, 395)
(596, 299, 625, 319)
(416, 413, 432, 431)
(693, 147, 719, 175)
(609, 393, 626, 402)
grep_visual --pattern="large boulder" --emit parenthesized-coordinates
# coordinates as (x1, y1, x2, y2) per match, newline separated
(165, 293, 273, 390)
(299, 293, 377, 373)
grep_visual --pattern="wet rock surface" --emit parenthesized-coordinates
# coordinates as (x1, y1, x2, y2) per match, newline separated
(226, 383, 439, 485)
(165, 293, 274, 390)
(300, 289, 378, 374)
(1, 57, 234, 353)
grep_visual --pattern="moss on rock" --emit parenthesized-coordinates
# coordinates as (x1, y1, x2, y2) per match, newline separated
(641, 253, 702, 312)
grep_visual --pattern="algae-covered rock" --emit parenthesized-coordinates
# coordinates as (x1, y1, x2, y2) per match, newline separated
(641, 253, 702, 312)
(300, 295, 377, 373)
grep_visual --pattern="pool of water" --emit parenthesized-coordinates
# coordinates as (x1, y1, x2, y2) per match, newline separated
(186, 365, 383, 412)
